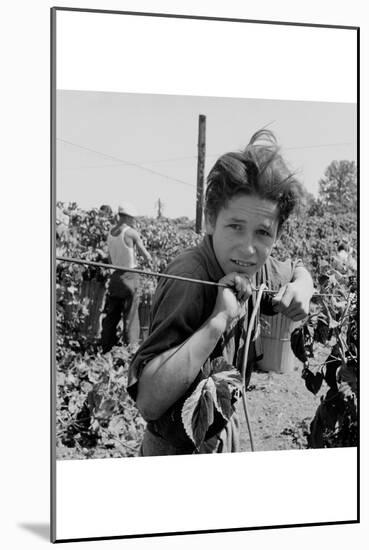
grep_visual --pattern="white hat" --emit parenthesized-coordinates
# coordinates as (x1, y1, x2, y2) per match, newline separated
(117, 202, 138, 217)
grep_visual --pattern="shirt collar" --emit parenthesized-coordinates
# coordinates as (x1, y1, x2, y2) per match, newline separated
(198, 235, 225, 282)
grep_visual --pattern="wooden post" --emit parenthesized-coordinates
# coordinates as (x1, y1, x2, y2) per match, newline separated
(195, 114, 206, 234)
(156, 198, 164, 218)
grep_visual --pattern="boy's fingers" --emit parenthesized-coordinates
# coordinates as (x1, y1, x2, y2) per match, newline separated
(232, 275, 243, 300)
(272, 284, 309, 318)
(282, 306, 305, 321)
(272, 285, 293, 312)
(235, 275, 252, 301)
(271, 288, 284, 312)
(234, 274, 242, 288)
(223, 273, 251, 301)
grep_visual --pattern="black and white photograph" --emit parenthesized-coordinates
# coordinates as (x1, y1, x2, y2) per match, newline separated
(55, 91, 357, 460)
(50, 5, 359, 543)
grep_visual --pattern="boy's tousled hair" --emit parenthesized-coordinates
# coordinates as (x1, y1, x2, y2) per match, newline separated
(204, 129, 305, 229)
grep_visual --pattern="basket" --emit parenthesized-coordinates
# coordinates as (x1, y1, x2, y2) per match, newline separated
(258, 313, 299, 373)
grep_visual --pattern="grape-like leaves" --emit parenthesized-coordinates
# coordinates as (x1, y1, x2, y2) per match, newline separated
(215, 380, 234, 421)
(181, 378, 216, 449)
(302, 367, 324, 395)
(181, 358, 243, 449)
(290, 327, 308, 364)
(314, 318, 331, 345)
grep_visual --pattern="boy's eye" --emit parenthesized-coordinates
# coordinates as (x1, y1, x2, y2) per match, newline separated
(257, 229, 272, 237)
(228, 224, 243, 231)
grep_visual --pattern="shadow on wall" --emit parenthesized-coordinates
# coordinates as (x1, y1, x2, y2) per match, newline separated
(18, 523, 49, 541)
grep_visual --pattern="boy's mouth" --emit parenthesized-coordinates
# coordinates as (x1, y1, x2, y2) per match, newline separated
(231, 258, 256, 268)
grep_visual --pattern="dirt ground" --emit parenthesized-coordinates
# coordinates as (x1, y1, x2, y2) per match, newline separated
(238, 361, 326, 453)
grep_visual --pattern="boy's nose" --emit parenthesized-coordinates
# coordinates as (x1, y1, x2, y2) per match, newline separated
(242, 237, 256, 256)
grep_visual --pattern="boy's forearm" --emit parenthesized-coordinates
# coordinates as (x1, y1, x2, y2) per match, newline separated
(136, 313, 227, 421)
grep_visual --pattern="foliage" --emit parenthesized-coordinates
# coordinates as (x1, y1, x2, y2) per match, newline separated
(290, 262, 357, 448)
(136, 216, 201, 302)
(318, 160, 357, 214)
(55, 205, 202, 457)
(274, 209, 356, 278)
(56, 344, 146, 458)
(137, 216, 201, 274)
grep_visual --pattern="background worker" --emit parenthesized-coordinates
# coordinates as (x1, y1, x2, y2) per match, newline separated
(101, 202, 152, 353)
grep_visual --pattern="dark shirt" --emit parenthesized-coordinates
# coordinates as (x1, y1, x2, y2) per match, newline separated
(127, 235, 301, 452)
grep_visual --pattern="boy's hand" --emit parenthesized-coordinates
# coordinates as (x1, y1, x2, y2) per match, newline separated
(212, 272, 252, 328)
(272, 281, 312, 321)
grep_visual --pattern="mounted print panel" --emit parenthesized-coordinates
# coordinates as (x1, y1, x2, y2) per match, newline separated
(51, 7, 358, 543)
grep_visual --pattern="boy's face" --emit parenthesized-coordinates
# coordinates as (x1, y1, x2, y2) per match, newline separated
(206, 193, 279, 277)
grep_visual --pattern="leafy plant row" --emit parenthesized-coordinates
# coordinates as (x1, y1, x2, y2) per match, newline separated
(55, 201, 357, 455)
(290, 265, 357, 447)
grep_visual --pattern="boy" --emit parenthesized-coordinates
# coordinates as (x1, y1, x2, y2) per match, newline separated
(127, 129, 314, 455)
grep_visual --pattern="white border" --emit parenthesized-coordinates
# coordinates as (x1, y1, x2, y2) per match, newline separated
(54, 7, 358, 542)
(57, 10, 356, 102)
(56, 449, 357, 540)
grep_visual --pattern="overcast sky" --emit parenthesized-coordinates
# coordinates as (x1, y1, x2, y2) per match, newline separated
(56, 90, 356, 218)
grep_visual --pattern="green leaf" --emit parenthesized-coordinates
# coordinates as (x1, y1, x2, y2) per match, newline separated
(314, 318, 331, 345)
(182, 357, 242, 448)
(108, 417, 126, 436)
(181, 378, 217, 449)
(214, 379, 234, 421)
(291, 327, 308, 364)
(212, 369, 243, 392)
(57, 372, 66, 386)
(302, 368, 324, 395)
(207, 358, 242, 391)
(87, 388, 103, 412)
(329, 319, 340, 330)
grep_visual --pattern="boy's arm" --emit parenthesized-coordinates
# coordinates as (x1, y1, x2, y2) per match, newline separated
(272, 264, 314, 321)
(137, 314, 226, 421)
(136, 272, 251, 421)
